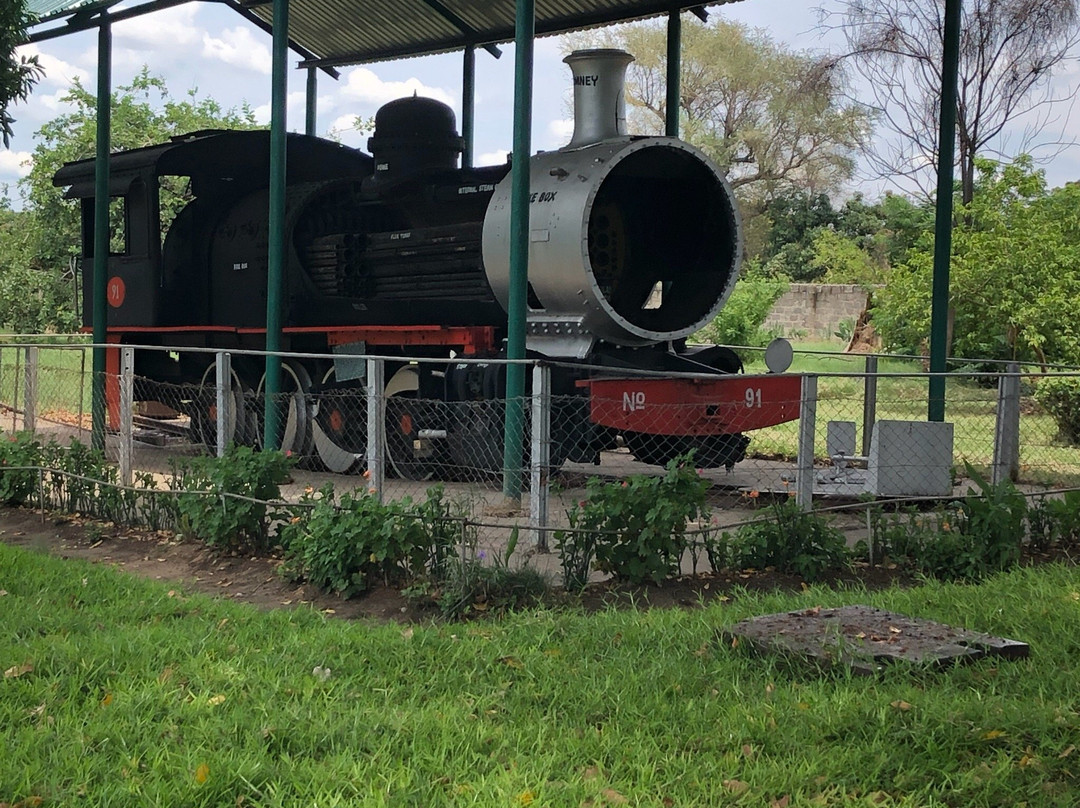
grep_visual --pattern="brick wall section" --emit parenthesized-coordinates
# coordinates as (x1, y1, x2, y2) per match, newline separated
(763, 283, 872, 339)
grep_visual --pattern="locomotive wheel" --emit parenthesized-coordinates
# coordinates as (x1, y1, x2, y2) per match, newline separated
(256, 360, 314, 459)
(192, 362, 254, 449)
(384, 366, 439, 481)
(312, 366, 364, 474)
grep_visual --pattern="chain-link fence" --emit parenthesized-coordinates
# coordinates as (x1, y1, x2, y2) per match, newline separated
(3, 338, 1080, 578)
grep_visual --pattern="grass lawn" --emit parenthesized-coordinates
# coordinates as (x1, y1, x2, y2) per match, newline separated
(3, 543, 1080, 806)
(743, 342, 1080, 485)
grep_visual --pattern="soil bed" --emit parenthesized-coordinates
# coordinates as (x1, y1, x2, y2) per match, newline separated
(0, 506, 1071, 621)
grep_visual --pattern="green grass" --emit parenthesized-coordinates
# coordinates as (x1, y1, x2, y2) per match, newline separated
(742, 342, 1080, 485)
(0, 343, 91, 420)
(4, 542, 1080, 806)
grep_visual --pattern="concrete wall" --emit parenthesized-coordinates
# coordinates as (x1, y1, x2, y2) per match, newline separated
(764, 283, 871, 340)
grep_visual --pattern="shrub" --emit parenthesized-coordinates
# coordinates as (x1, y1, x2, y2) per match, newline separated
(1034, 375, 1080, 445)
(281, 484, 459, 598)
(554, 456, 709, 587)
(0, 431, 42, 506)
(730, 499, 849, 580)
(871, 465, 1027, 581)
(172, 445, 292, 553)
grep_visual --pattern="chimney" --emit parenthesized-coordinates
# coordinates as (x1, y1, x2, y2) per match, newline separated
(563, 49, 634, 148)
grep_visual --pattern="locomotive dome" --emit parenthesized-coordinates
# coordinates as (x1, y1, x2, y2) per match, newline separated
(366, 95, 465, 184)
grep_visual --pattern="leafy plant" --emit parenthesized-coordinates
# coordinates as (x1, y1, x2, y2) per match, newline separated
(958, 463, 1026, 572)
(281, 484, 460, 598)
(692, 264, 787, 348)
(872, 465, 1029, 581)
(173, 445, 292, 553)
(555, 456, 709, 587)
(1034, 375, 1080, 446)
(0, 431, 41, 505)
(730, 498, 849, 580)
(1029, 490, 1080, 551)
(429, 528, 549, 620)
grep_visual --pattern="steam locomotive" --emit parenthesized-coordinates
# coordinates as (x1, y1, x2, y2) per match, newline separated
(53, 49, 800, 477)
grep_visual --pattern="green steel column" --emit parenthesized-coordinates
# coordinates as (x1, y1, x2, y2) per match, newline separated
(305, 66, 317, 136)
(91, 15, 112, 452)
(502, 0, 534, 501)
(461, 44, 475, 169)
(928, 0, 962, 422)
(263, 0, 289, 450)
(665, 9, 681, 138)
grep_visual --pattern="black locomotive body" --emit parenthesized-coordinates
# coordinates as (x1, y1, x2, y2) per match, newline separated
(54, 50, 800, 476)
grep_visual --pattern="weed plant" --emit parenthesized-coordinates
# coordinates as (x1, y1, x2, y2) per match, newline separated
(555, 456, 709, 587)
(728, 498, 850, 580)
(868, 465, 1033, 580)
(279, 484, 458, 598)
(426, 527, 549, 619)
(171, 445, 292, 554)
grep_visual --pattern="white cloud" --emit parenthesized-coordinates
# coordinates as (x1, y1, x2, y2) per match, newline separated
(33, 91, 75, 114)
(0, 150, 32, 180)
(15, 45, 90, 89)
(477, 149, 509, 166)
(252, 91, 308, 126)
(202, 27, 272, 75)
(546, 118, 574, 147)
(338, 67, 454, 110)
(115, 6, 201, 51)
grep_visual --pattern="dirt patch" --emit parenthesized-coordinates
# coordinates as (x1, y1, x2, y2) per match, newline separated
(3, 506, 1074, 622)
(0, 507, 412, 622)
(0, 505, 930, 621)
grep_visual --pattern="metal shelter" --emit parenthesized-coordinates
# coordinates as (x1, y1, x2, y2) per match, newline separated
(23, 0, 962, 497)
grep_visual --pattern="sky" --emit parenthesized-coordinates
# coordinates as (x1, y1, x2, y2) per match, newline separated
(3, 0, 1080, 199)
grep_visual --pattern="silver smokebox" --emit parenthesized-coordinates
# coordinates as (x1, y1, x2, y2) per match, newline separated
(563, 49, 634, 148)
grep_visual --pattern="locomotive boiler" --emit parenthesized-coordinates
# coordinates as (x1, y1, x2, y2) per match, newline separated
(53, 49, 800, 477)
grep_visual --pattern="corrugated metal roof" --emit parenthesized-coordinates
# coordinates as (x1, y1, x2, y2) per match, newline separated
(27, 0, 742, 68)
(252, 0, 742, 67)
(26, 0, 111, 24)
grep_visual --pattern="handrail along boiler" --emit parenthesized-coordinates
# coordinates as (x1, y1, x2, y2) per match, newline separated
(53, 49, 800, 477)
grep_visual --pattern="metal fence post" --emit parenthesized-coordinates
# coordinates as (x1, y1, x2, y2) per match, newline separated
(862, 354, 878, 457)
(119, 347, 134, 485)
(23, 346, 38, 434)
(11, 348, 20, 432)
(366, 357, 385, 503)
(992, 362, 1021, 485)
(797, 374, 817, 511)
(215, 351, 231, 458)
(529, 362, 551, 551)
(78, 347, 87, 439)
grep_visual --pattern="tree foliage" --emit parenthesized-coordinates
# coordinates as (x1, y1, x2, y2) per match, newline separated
(828, 0, 1080, 204)
(873, 156, 1080, 365)
(1, 0, 42, 147)
(755, 190, 930, 284)
(0, 71, 258, 332)
(568, 18, 872, 209)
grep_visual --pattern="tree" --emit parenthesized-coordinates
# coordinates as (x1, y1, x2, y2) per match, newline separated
(1, 0, 42, 147)
(873, 157, 1080, 365)
(827, 0, 1080, 205)
(0, 71, 258, 331)
(568, 19, 873, 210)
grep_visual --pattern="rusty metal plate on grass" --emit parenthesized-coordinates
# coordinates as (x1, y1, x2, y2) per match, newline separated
(720, 605, 1029, 674)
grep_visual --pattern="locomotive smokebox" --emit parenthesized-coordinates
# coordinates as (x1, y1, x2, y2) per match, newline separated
(564, 49, 634, 148)
(482, 50, 743, 357)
